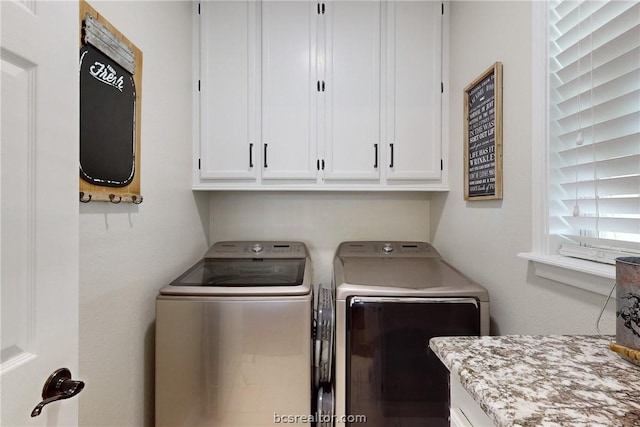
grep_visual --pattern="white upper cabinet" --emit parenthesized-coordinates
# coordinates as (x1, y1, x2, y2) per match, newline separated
(194, 1, 447, 191)
(261, 1, 318, 181)
(198, 1, 258, 181)
(323, 1, 381, 182)
(386, 1, 443, 182)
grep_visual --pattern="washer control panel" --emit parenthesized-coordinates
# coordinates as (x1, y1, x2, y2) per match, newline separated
(205, 241, 308, 258)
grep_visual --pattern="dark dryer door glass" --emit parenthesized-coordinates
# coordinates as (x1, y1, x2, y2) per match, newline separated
(346, 297, 480, 427)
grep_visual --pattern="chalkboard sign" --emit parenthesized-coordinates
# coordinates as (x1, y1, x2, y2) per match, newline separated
(79, 0, 143, 203)
(80, 44, 136, 187)
(464, 62, 503, 201)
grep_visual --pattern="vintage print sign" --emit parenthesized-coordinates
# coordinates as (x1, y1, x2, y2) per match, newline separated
(464, 62, 503, 201)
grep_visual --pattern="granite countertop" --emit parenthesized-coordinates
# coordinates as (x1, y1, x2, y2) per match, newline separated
(429, 335, 640, 426)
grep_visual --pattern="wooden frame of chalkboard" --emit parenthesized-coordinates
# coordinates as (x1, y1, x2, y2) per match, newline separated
(79, 0, 142, 204)
(463, 62, 503, 201)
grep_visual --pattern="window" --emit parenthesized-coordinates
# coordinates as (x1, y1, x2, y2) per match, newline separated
(521, 0, 639, 294)
(548, 0, 640, 264)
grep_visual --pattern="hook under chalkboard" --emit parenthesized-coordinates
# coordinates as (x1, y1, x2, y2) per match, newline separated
(79, 192, 92, 203)
(78, 192, 143, 204)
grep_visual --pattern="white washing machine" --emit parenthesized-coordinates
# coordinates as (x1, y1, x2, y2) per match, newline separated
(156, 241, 315, 427)
(333, 241, 490, 427)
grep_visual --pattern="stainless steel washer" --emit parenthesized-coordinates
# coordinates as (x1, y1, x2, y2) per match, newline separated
(156, 241, 314, 427)
(333, 241, 490, 427)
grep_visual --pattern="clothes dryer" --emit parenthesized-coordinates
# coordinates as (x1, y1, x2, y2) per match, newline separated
(333, 241, 490, 427)
(156, 241, 315, 427)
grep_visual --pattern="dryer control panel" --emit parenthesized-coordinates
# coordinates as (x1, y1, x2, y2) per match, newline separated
(337, 241, 440, 258)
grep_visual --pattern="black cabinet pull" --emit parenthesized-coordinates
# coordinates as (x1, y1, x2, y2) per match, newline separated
(263, 143, 268, 168)
(322, 81, 325, 91)
(249, 143, 254, 168)
(317, 159, 320, 171)
(389, 143, 394, 168)
(374, 143, 378, 168)
(321, 159, 325, 170)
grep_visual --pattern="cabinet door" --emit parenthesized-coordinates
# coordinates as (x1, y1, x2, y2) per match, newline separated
(199, 1, 258, 181)
(386, 1, 442, 181)
(262, 1, 318, 181)
(323, 1, 381, 181)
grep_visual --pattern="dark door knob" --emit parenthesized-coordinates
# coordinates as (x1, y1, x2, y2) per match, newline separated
(31, 368, 85, 417)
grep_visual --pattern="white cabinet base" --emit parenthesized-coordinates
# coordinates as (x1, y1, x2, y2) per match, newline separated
(451, 375, 495, 427)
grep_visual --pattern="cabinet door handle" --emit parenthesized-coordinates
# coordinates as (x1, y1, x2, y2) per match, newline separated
(263, 143, 268, 168)
(389, 143, 394, 168)
(249, 143, 254, 168)
(374, 144, 378, 168)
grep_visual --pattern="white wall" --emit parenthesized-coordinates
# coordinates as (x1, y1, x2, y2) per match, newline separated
(79, 2, 208, 426)
(430, 1, 616, 335)
(209, 191, 430, 287)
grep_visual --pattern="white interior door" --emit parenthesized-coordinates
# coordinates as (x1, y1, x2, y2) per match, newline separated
(1, 1, 80, 426)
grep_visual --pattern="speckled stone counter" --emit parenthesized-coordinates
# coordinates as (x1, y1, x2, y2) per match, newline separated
(429, 335, 640, 426)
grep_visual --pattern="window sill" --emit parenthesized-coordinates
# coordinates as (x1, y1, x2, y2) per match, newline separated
(517, 252, 615, 296)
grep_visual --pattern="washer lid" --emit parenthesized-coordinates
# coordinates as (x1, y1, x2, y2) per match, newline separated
(170, 258, 306, 287)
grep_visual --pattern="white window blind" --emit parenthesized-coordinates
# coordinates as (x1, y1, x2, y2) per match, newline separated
(548, 0, 640, 264)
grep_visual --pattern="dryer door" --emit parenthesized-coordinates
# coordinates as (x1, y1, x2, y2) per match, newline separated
(346, 297, 480, 427)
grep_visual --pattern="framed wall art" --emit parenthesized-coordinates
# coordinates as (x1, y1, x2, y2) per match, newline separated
(463, 62, 503, 201)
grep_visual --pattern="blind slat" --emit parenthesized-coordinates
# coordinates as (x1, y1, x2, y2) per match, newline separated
(553, 111, 640, 145)
(559, 153, 640, 182)
(563, 216, 640, 235)
(555, 90, 640, 129)
(556, 68, 639, 115)
(555, 2, 639, 61)
(555, 31, 640, 86)
(562, 234, 640, 252)
(560, 175, 640, 199)
(557, 133, 640, 165)
(562, 196, 640, 216)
